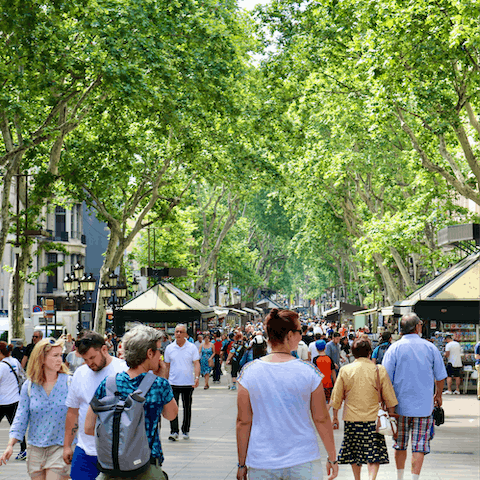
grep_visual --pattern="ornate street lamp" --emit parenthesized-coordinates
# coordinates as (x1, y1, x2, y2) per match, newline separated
(65, 265, 96, 334)
(100, 272, 129, 334)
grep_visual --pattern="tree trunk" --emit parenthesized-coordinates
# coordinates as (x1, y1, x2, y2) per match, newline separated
(389, 246, 416, 293)
(194, 196, 242, 294)
(8, 241, 32, 340)
(372, 252, 402, 305)
(93, 230, 119, 334)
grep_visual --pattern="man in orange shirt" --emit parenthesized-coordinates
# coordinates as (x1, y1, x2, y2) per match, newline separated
(312, 340, 336, 404)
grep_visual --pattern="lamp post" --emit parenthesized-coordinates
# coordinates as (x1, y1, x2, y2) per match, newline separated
(99, 273, 129, 334)
(64, 263, 96, 334)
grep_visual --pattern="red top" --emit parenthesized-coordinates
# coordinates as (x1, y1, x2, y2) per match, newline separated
(314, 355, 335, 388)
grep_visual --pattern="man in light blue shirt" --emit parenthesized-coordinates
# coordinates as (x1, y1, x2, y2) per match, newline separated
(383, 313, 447, 480)
(325, 332, 341, 371)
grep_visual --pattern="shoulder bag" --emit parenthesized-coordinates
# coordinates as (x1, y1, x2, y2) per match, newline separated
(375, 366, 397, 438)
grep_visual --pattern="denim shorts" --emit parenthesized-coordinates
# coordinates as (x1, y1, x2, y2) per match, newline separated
(248, 458, 323, 480)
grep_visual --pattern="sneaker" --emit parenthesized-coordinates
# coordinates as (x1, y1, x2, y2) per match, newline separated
(443, 390, 453, 395)
(182, 433, 190, 440)
(230, 384, 237, 391)
(15, 451, 27, 461)
(453, 390, 460, 395)
(168, 433, 179, 441)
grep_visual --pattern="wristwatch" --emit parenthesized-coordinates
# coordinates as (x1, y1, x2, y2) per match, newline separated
(327, 457, 338, 465)
(195, 376, 199, 379)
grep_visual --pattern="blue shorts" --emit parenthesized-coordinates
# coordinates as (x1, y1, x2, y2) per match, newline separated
(71, 446, 98, 480)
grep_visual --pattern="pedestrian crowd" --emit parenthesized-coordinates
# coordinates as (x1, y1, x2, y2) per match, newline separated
(0, 309, 477, 480)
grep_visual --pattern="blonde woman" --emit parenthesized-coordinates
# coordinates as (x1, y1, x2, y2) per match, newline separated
(0, 338, 71, 480)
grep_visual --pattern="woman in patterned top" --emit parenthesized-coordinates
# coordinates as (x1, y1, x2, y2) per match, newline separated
(0, 337, 71, 479)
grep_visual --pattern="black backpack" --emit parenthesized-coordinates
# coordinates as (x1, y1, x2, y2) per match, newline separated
(376, 343, 390, 365)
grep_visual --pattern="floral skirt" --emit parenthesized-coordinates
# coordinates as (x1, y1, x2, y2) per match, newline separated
(338, 421, 389, 465)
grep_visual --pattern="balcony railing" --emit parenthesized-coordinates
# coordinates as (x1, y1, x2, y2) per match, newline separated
(38, 282, 55, 294)
(44, 230, 86, 243)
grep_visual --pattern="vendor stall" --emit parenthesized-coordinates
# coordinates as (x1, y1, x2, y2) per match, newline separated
(394, 252, 480, 383)
(115, 281, 215, 336)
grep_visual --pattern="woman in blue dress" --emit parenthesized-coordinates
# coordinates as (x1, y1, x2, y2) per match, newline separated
(199, 334, 214, 389)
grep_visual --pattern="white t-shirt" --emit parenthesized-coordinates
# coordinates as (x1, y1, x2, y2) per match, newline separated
(0, 357, 23, 405)
(66, 351, 85, 374)
(296, 341, 309, 361)
(308, 342, 323, 362)
(164, 340, 200, 386)
(238, 358, 323, 469)
(65, 356, 127, 456)
(445, 340, 462, 367)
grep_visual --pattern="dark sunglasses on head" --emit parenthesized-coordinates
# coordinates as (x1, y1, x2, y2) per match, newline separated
(75, 337, 96, 348)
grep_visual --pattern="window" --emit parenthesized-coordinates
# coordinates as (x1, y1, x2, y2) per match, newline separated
(47, 253, 58, 289)
(55, 206, 66, 238)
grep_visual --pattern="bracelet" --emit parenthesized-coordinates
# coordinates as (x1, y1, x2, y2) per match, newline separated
(237, 464, 247, 469)
(327, 457, 338, 465)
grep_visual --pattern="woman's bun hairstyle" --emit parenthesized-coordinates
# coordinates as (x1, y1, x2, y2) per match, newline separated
(265, 308, 299, 347)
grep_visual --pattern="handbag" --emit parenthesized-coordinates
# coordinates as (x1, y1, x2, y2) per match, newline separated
(208, 357, 214, 368)
(375, 367, 397, 437)
(433, 405, 445, 426)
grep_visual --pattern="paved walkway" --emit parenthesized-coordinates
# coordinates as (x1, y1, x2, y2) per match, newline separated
(0, 375, 479, 479)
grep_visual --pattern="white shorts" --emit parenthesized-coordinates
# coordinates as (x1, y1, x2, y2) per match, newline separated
(248, 459, 323, 480)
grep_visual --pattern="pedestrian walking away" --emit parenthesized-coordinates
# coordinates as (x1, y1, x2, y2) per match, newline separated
(443, 335, 462, 395)
(85, 325, 178, 480)
(164, 324, 200, 441)
(312, 340, 336, 405)
(236, 308, 338, 480)
(330, 338, 398, 480)
(371, 332, 392, 366)
(63, 331, 127, 480)
(0, 341, 27, 460)
(0, 338, 72, 479)
(382, 313, 447, 480)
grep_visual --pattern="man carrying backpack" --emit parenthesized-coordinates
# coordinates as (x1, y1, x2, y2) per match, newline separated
(63, 331, 127, 480)
(85, 325, 178, 480)
(372, 331, 393, 365)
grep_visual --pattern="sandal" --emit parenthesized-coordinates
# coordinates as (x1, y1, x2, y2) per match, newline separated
(204, 385, 209, 389)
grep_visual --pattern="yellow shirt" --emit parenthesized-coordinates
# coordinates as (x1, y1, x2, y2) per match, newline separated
(330, 358, 398, 422)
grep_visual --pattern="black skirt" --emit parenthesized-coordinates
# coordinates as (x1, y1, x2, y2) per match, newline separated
(338, 421, 389, 465)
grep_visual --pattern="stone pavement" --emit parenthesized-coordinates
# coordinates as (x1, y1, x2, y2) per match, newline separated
(0, 375, 479, 480)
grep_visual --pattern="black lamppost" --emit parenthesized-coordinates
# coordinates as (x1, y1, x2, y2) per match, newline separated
(64, 263, 96, 334)
(99, 272, 128, 333)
